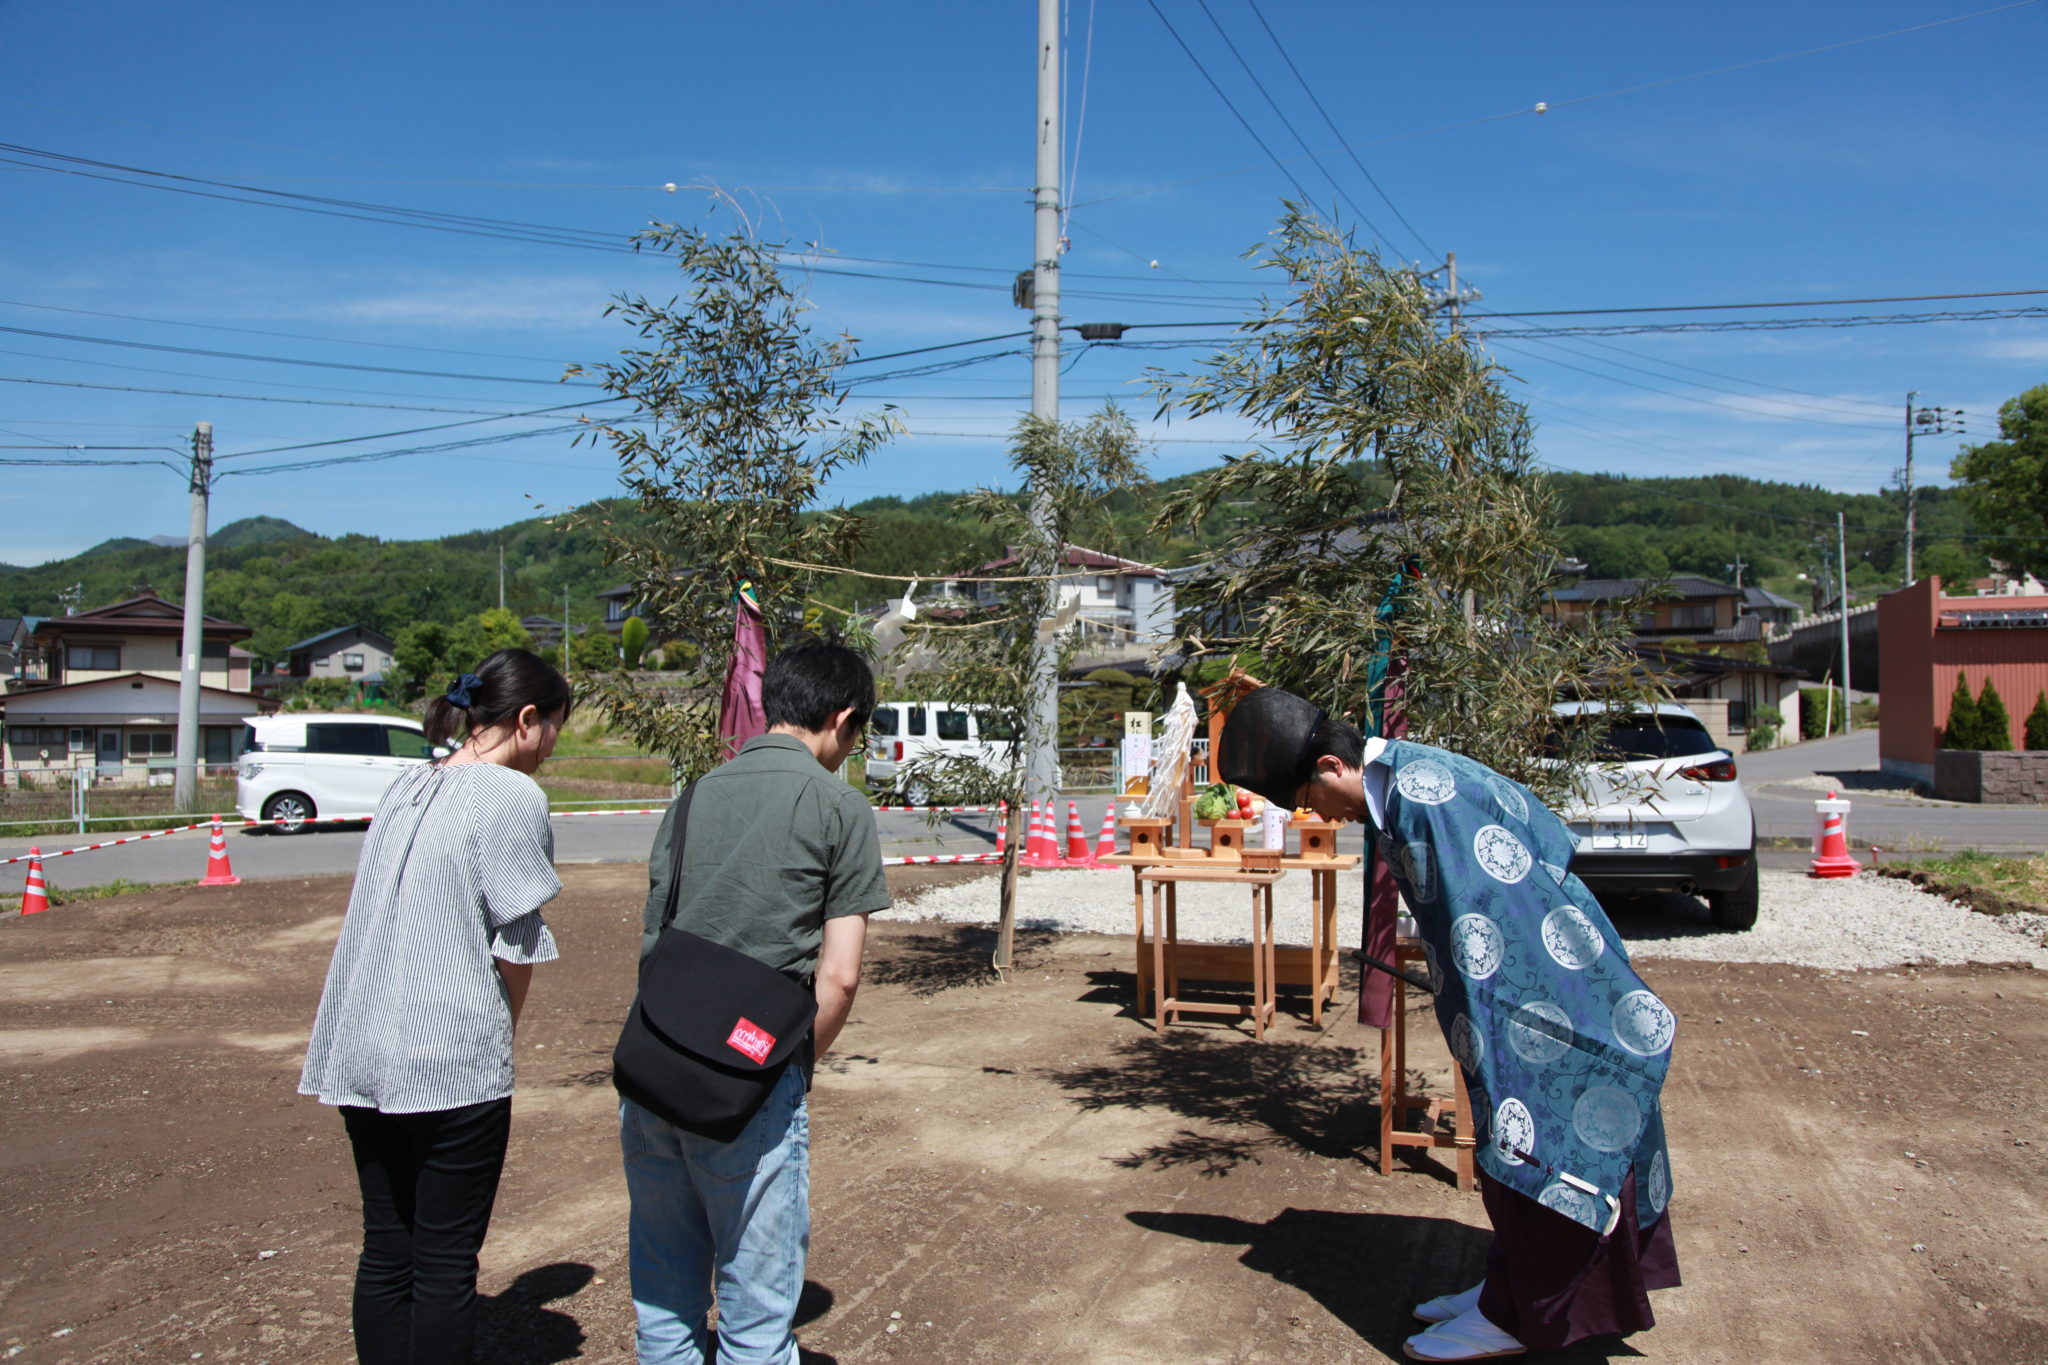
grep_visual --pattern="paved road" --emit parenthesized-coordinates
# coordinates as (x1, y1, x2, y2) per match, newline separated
(1738, 729, 2048, 853)
(2, 796, 1377, 896)
(16, 733, 2037, 897)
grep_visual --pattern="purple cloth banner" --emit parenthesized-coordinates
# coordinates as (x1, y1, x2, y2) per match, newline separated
(718, 586, 768, 759)
(1358, 657, 1407, 1030)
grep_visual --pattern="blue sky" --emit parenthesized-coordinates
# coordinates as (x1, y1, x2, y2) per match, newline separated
(3, 0, 2043, 565)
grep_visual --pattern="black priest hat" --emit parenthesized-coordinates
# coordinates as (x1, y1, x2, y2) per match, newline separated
(1216, 687, 1327, 808)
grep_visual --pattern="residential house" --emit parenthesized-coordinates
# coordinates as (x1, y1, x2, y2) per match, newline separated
(17, 592, 255, 692)
(4, 673, 274, 783)
(1740, 586, 1804, 628)
(0, 616, 26, 684)
(951, 545, 1175, 648)
(1546, 575, 1765, 646)
(1878, 575, 2048, 785)
(596, 584, 643, 636)
(1633, 644, 1803, 750)
(279, 624, 396, 697)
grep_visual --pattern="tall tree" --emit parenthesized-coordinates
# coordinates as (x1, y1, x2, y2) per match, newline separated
(571, 218, 899, 777)
(1149, 209, 1659, 796)
(1950, 384, 2048, 579)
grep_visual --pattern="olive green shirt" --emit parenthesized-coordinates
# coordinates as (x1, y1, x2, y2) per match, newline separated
(639, 733, 892, 979)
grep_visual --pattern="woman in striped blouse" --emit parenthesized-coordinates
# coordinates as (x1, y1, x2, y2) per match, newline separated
(300, 647, 572, 1364)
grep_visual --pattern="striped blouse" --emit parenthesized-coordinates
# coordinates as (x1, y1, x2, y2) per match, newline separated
(299, 761, 561, 1114)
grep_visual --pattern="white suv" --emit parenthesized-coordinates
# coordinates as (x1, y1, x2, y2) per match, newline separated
(236, 713, 439, 833)
(1549, 701, 1758, 929)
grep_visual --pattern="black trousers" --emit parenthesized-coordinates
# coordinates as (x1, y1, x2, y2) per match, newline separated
(341, 1098, 513, 1365)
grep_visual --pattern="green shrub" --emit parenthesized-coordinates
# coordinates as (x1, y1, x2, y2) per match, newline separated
(620, 615, 650, 669)
(1977, 677, 2014, 751)
(1940, 674, 1980, 749)
(1745, 704, 1783, 752)
(285, 676, 360, 711)
(1800, 686, 1846, 738)
(2025, 691, 2048, 750)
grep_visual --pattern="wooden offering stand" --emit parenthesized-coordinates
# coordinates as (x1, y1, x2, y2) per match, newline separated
(1105, 806, 1357, 1029)
(1380, 938, 1476, 1190)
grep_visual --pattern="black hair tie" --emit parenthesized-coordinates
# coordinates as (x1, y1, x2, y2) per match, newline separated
(446, 673, 482, 708)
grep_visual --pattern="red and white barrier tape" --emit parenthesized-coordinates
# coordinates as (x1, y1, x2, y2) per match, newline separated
(868, 804, 1004, 815)
(5, 800, 1010, 868)
(880, 852, 1004, 867)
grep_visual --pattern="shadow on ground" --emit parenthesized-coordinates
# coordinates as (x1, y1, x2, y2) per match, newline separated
(475, 1262, 593, 1364)
(1598, 890, 1725, 943)
(1046, 1030, 1385, 1175)
(863, 924, 1060, 997)
(1131, 1209, 1645, 1362)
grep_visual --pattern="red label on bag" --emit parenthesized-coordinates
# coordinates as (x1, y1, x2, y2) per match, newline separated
(726, 1017, 776, 1064)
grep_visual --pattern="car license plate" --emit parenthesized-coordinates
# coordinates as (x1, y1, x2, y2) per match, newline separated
(1583, 822, 1647, 850)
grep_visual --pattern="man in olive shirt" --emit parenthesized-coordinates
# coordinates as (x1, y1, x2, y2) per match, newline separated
(622, 642, 891, 1365)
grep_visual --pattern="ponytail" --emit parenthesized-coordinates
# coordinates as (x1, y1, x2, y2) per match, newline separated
(422, 648, 573, 749)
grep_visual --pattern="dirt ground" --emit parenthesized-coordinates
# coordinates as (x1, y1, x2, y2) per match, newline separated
(2, 866, 2044, 1365)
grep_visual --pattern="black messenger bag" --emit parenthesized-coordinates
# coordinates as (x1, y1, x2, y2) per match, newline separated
(612, 783, 819, 1142)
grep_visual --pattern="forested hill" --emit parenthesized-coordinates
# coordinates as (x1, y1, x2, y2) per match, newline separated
(0, 469, 1982, 664)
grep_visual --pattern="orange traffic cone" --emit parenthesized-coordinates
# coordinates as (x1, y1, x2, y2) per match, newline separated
(1064, 801, 1093, 865)
(1809, 792, 1860, 879)
(21, 848, 49, 915)
(1093, 802, 1119, 863)
(199, 816, 242, 886)
(1023, 800, 1060, 868)
(994, 800, 1008, 856)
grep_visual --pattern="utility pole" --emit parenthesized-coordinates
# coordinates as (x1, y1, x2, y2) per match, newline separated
(1445, 251, 1460, 336)
(562, 585, 571, 682)
(173, 421, 213, 811)
(1902, 395, 1965, 584)
(1023, 0, 1062, 809)
(1837, 510, 1853, 733)
(498, 544, 505, 611)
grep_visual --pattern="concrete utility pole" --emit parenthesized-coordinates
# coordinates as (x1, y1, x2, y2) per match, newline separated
(1024, 0, 1062, 810)
(1837, 510, 1853, 732)
(172, 421, 213, 810)
(1445, 251, 1461, 336)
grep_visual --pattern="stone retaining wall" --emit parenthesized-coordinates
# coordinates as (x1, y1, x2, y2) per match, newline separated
(1933, 750, 2048, 804)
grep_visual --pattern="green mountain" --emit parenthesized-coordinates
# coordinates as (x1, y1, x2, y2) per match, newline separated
(0, 471, 1986, 669)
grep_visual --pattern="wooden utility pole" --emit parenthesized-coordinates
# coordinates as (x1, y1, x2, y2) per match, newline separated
(173, 421, 212, 810)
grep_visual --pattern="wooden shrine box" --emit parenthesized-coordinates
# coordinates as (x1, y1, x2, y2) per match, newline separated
(1208, 818, 1251, 859)
(1293, 819, 1340, 861)
(1237, 846, 1284, 874)
(1121, 817, 1171, 859)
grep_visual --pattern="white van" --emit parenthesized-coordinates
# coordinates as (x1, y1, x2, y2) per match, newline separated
(864, 701, 1019, 803)
(235, 713, 439, 832)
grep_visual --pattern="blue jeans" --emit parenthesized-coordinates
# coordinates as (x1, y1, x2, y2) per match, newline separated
(620, 1066, 810, 1365)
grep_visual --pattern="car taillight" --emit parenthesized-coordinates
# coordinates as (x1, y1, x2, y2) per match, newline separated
(1678, 758, 1737, 782)
(894, 742, 904, 761)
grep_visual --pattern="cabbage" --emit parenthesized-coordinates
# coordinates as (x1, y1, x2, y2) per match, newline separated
(1193, 782, 1236, 821)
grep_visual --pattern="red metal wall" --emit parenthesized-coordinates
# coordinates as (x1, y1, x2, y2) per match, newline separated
(1880, 577, 2048, 765)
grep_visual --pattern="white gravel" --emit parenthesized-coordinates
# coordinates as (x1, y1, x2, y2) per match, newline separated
(881, 866, 2048, 972)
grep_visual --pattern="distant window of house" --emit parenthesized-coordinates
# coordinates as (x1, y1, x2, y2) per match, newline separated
(69, 727, 89, 752)
(6, 726, 36, 745)
(1631, 611, 1656, 631)
(203, 726, 236, 765)
(1672, 604, 1714, 630)
(127, 731, 175, 758)
(201, 640, 228, 659)
(342, 652, 365, 672)
(66, 644, 120, 670)
(1728, 700, 1750, 731)
(1096, 576, 1114, 595)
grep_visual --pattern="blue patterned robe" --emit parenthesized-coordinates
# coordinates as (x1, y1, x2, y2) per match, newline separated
(1373, 740, 1674, 1234)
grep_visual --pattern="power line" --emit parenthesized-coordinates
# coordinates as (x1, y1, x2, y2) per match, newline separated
(1188, 0, 1399, 254)
(1073, 1, 2044, 209)
(1481, 306, 2048, 336)
(1490, 338, 1894, 431)
(1241, 0, 1436, 259)
(214, 399, 613, 461)
(0, 322, 591, 386)
(0, 297, 578, 364)
(0, 373, 555, 415)
(1506, 333, 1900, 421)
(1141, 0, 1334, 223)
(217, 423, 590, 479)
(1473, 287, 2048, 319)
